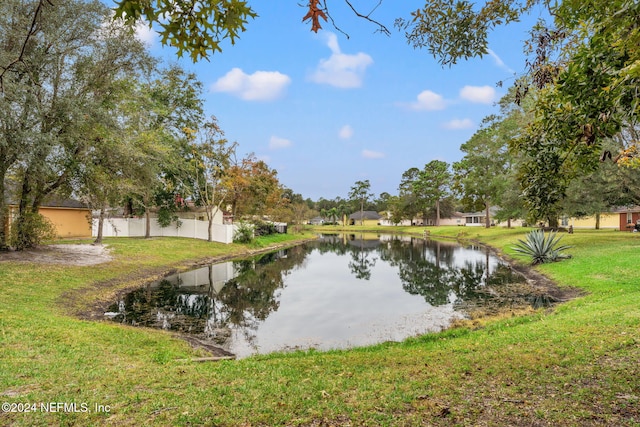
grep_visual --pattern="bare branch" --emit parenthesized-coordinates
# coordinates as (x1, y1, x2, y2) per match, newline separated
(343, 0, 390, 36)
(304, 0, 390, 38)
(0, 0, 52, 94)
(319, 0, 350, 38)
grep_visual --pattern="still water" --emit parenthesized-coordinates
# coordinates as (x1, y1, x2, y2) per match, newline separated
(107, 234, 539, 358)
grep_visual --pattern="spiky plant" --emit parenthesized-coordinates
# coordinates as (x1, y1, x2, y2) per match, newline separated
(512, 229, 572, 265)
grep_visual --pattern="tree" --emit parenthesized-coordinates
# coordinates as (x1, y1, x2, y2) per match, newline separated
(419, 160, 451, 226)
(192, 117, 238, 242)
(113, 0, 257, 62)
(79, 117, 141, 245)
(397, 168, 422, 223)
(385, 195, 406, 225)
(125, 66, 205, 238)
(0, 0, 151, 248)
(400, 161, 451, 226)
(223, 154, 284, 221)
(243, 160, 283, 218)
(348, 180, 373, 225)
(335, 202, 350, 226)
(373, 192, 392, 213)
(453, 95, 525, 228)
(454, 129, 501, 228)
(399, 0, 640, 218)
(398, 1, 535, 67)
(289, 201, 314, 233)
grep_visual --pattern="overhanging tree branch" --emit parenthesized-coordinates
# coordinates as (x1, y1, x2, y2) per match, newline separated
(0, 0, 52, 94)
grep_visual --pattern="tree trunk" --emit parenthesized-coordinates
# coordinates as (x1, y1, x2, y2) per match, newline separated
(485, 201, 491, 228)
(507, 217, 512, 228)
(207, 206, 213, 242)
(0, 205, 7, 251)
(94, 207, 105, 245)
(18, 171, 32, 215)
(360, 200, 364, 226)
(435, 199, 441, 226)
(0, 173, 7, 250)
(145, 207, 151, 238)
(595, 213, 601, 230)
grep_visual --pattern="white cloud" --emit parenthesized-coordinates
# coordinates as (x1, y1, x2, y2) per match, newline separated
(269, 136, 292, 150)
(135, 21, 157, 46)
(459, 85, 496, 104)
(338, 125, 354, 140)
(362, 149, 385, 159)
(487, 49, 515, 74)
(442, 118, 474, 130)
(408, 90, 447, 111)
(211, 68, 291, 101)
(309, 33, 373, 88)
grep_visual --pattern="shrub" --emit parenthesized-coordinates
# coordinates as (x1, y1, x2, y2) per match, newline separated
(512, 229, 572, 265)
(233, 221, 254, 243)
(10, 212, 57, 250)
(253, 220, 277, 237)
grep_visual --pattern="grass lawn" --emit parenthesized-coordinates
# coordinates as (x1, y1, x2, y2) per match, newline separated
(0, 227, 639, 426)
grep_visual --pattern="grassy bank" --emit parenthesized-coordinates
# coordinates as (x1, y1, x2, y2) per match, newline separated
(0, 228, 638, 426)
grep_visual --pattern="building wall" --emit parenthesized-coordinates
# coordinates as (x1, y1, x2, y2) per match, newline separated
(175, 207, 223, 224)
(440, 217, 464, 226)
(40, 207, 92, 238)
(350, 218, 381, 227)
(3, 206, 18, 240)
(619, 212, 640, 231)
(568, 213, 620, 229)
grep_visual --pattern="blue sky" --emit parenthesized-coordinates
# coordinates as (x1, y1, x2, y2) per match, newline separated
(132, 2, 545, 201)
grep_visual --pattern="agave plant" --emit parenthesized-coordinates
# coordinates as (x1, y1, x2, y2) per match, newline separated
(512, 229, 572, 265)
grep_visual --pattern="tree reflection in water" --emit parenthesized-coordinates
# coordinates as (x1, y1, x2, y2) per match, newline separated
(107, 245, 310, 351)
(379, 236, 530, 308)
(107, 234, 552, 357)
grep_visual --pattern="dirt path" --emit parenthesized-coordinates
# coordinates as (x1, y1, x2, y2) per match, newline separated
(0, 244, 113, 266)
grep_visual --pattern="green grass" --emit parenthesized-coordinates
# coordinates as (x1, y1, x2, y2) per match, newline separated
(1, 227, 639, 426)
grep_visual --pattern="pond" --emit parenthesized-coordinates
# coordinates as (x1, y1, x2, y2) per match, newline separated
(106, 233, 551, 358)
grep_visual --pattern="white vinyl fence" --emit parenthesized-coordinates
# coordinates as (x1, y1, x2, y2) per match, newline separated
(92, 218, 237, 244)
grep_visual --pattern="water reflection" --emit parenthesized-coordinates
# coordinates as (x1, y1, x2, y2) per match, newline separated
(107, 233, 546, 358)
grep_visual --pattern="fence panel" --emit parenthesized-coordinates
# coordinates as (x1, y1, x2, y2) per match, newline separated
(92, 218, 235, 244)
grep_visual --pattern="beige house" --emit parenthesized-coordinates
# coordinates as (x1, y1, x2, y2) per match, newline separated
(564, 213, 620, 230)
(564, 207, 640, 231)
(5, 199, 92, 239)
(348, 211, 382, 226)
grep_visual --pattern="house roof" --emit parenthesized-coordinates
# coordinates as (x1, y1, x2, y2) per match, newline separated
(41, 198, 88, 209)
(610, 206, 640, 213)
(461, 206, 499, 217)
(349, 210, 382, 220)
(5, 196, 88, 210)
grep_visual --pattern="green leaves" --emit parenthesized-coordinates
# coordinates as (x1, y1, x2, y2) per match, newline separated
(113, 0, 258, 62)
(512, 229, 572, 265)
(398, 0, 529, 66)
